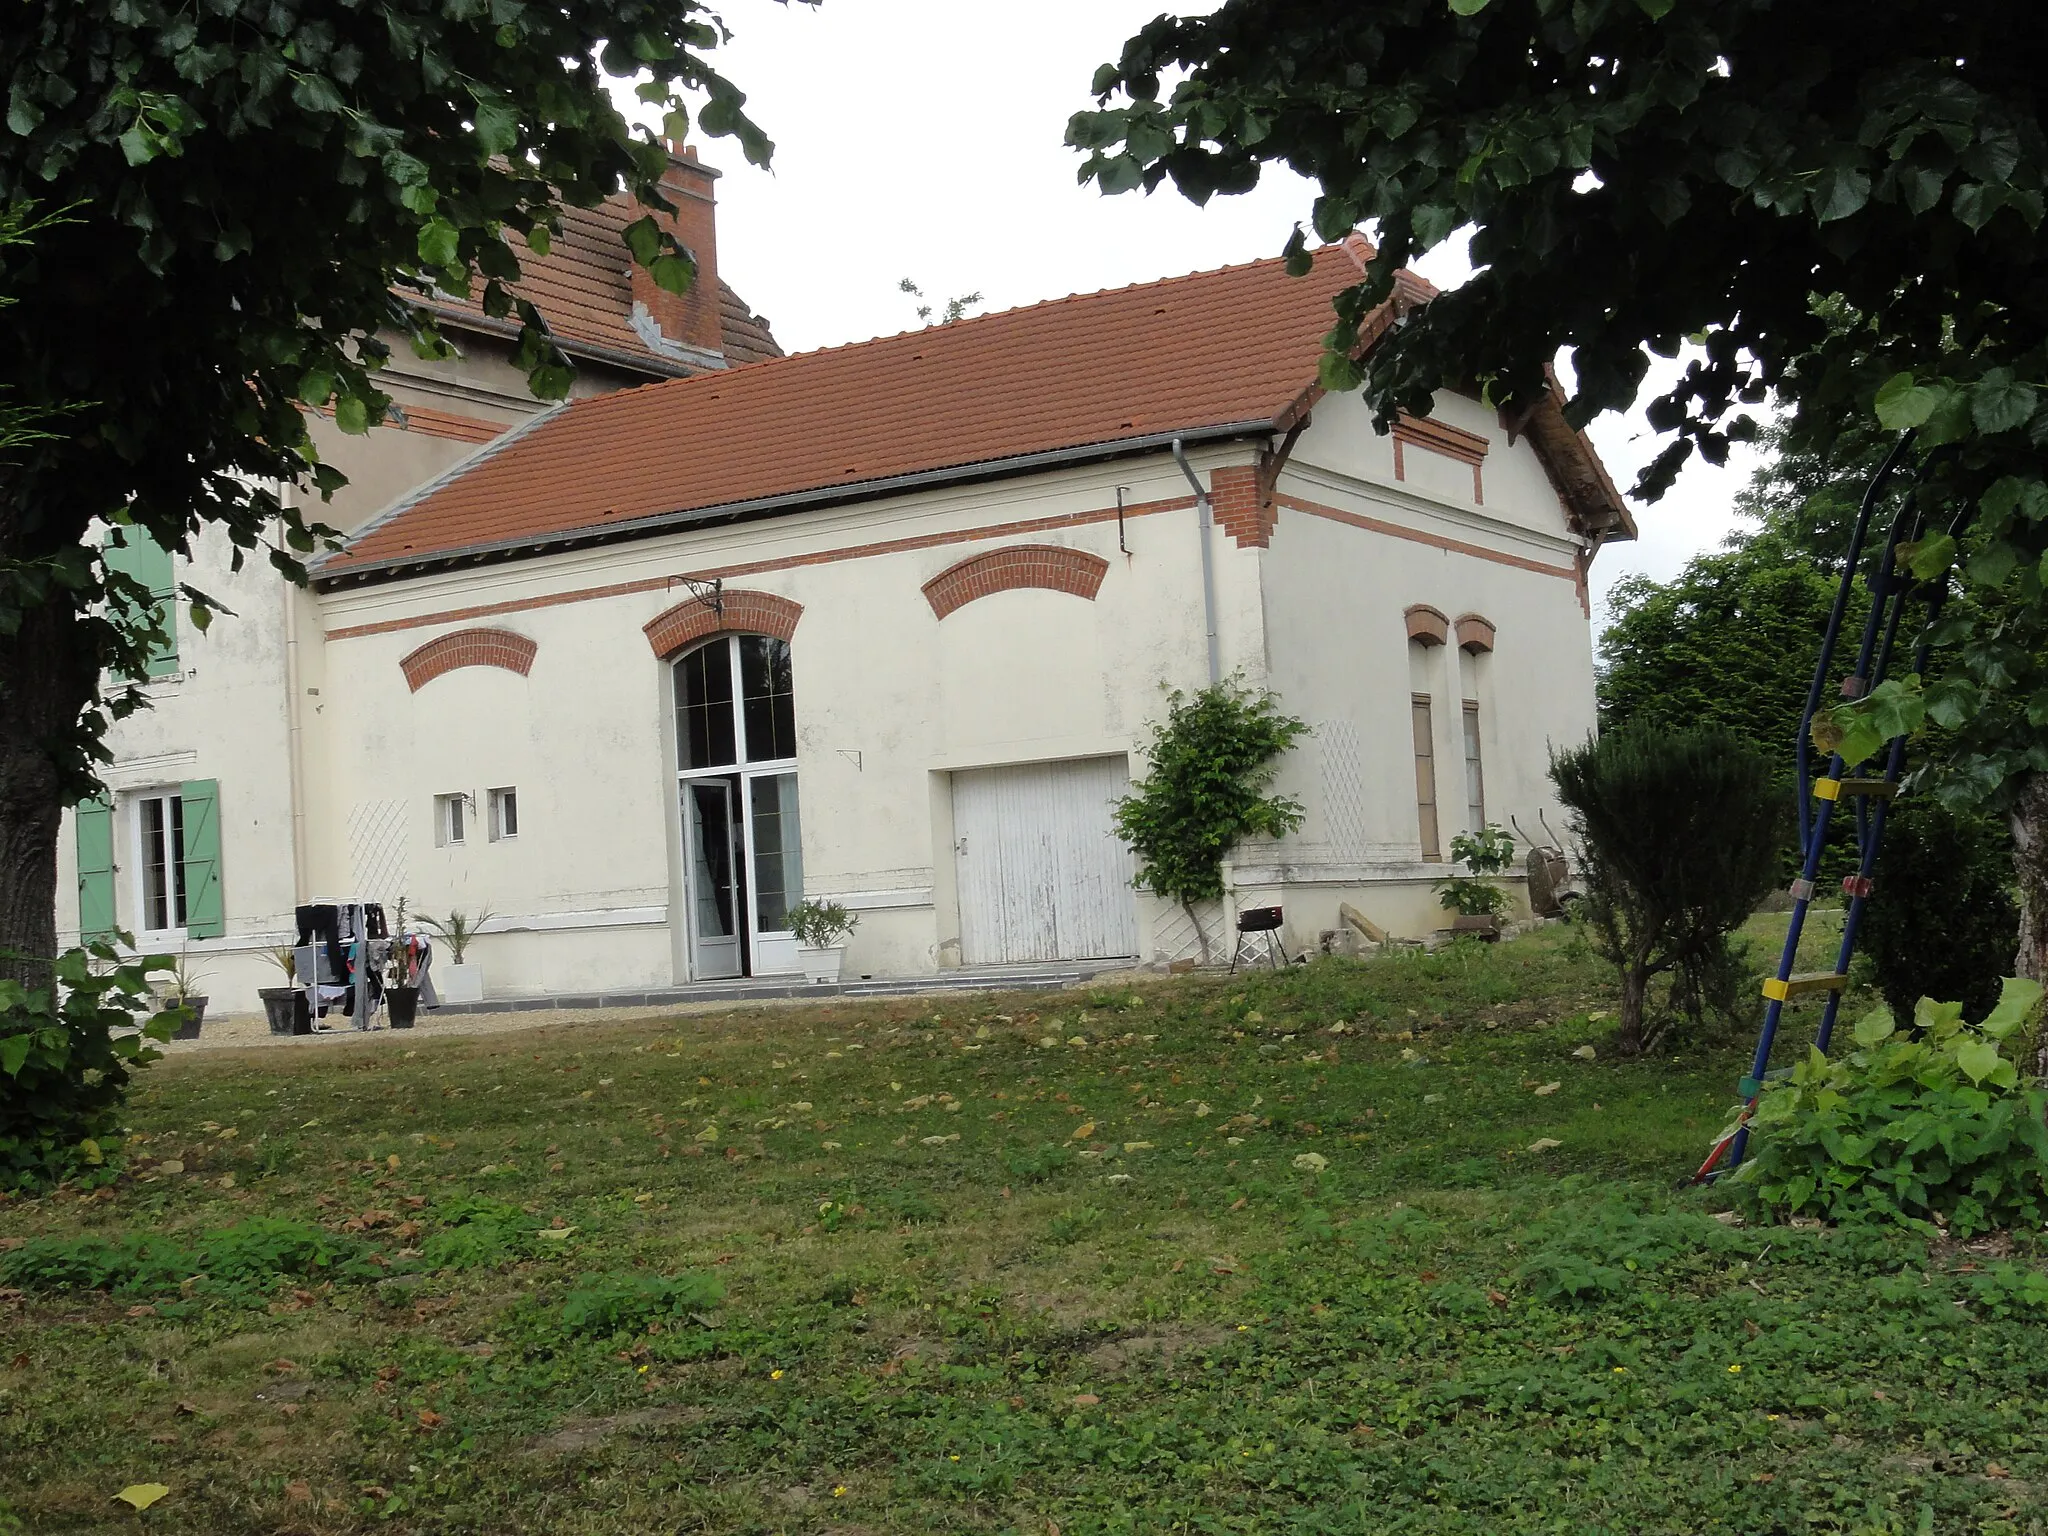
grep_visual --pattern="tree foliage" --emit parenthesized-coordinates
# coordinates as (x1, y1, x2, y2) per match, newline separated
(1069, 0, 2048, 825)
(0, 945, 178, 1190)
(1114, 682, 1308, 909)
(0, 0, 784, 799)
(1550, 728, 1783, 1056)
(1859, 795, 2019, 1028)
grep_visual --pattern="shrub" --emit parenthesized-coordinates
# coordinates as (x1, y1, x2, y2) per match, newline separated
(1550, 728, 1784, 1054)
(1857, 795, 2017, 1025)
(419, 1196, 539, 1270)
(0, 945, 179, 1190)
(558, 1271, 724, 1337)
(1733, 979, 2048, 1237)
(1438, 824, 1515, 917)
(1114, 680, 1308, 960)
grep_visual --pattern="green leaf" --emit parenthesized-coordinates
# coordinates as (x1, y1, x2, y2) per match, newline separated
(1873, 372, 1947, 431)
(1447, 0, 1493, 12)
(1899, 532, 1956, 580)
(333, 394, 370, 434)
(416, 218, 459, 269)
(1971, 372, 2038, 435)
(296, 368, 334, 408)
(1635, 0, 1675, 16)
(621, 214, 662, 267)
(0, 1032, 30, 1076)
(472, 95, 518, 159)
(1955, 1040, 2002, 1086)
(1851, 1008, 1897, 1048)
(1979, 977, 2042, 1040)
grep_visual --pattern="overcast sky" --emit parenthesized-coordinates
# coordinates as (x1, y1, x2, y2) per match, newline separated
(656, 0, 1766, 630)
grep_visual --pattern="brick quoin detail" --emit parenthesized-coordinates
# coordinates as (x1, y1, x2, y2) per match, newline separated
(921, 544, 1110, 620)
(642, 588, 802, 659)
(400, 628, 538, 691)
(1208, 464, 1271, 548)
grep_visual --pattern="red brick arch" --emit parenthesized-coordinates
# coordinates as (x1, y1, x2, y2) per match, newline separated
(400, 628, 537, 692)
(1404, 604, 1450, 647)
(922, 544, 1111, 620)
(642, 587, 803, 659)
(1455, 613, 1496, 653)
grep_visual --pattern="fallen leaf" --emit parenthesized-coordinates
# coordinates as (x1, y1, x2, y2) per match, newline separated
(1123, 1141, 1153, 1152)
(532, 1227, 576, 1241)
(1533, 1081, 1561, 1096)
(1070, 1121, 1096, 1140)
(1071, 1393, 1101, 1407)
(115, 1484, 170, 1511)
(1572, 1044, 1597, 1060)
(1527, 1138, 1563, 1153)
(417, 1409, 444, 1428)
(157, 1159, 185, 1174)
(1986, 1462, 2011, 1478)
(285, 1481, 312, 1502)
(148, 1433, 178, 1445)
(174, 1400, 201, 1416)
(126, 1304, 157, 1318)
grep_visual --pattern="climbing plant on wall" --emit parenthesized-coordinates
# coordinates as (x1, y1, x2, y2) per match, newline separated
(1114, 682, 1308, 960)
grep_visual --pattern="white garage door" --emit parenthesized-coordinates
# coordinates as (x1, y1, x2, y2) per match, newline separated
(953, 757, 1140, 965)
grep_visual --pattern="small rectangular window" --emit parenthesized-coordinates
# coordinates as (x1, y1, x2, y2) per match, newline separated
(1463, 701, 1486, 833)
(488, 787, 519, 841)
(1411, 695, 1441, 861)
(435, 793, 467, 847)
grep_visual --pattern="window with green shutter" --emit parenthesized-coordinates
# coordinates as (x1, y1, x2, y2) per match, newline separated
(179, 779, 224, 939)
(102, 525, 178, 679)
(75, 795, 117, 943)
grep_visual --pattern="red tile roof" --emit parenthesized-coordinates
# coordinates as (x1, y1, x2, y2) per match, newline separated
(426, 197, 780, 371)
(325, 245, 1628, 581)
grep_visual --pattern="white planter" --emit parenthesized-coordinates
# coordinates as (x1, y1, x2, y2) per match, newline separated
(797, 946, 845, 984)
(436, 962, 484, 1003)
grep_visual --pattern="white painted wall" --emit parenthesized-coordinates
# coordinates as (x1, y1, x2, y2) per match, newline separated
(56, 395, 1617, 1008)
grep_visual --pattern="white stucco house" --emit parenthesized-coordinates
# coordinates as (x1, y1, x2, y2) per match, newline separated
(58, 182, 1634, 1013)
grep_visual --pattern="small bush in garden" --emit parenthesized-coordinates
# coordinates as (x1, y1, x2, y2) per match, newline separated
(0, 945, 180, 1190)
(558, 1272, 723, 1337)
(1733, 979, 2048, 1237)
(1438, 824, 1516, 917)
(1857, 794, 2017, 1025)
(1549, 728, 1784, 1054)
(420, 1195, 538, 1270)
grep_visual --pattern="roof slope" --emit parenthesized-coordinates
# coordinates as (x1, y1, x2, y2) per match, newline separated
(327, 246, 1626, 580)
(425, 198, 780, 370)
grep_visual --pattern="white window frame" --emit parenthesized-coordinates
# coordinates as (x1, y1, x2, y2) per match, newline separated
(128, 787, 188, 941)
(488, 786, 519, 842)
(434, 792, 469, 848)
(672, 635, 803, 971)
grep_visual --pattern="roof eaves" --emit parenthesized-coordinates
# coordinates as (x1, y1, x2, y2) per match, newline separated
(314, 417, 1279, 590)
(425, 303, 705, 379)
(308, 400, 574, 576)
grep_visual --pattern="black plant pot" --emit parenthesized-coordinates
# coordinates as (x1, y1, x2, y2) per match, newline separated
(259, 986, 304, 1035)
(387, 986, 420, 1029)
(170, 997, 208, 1039)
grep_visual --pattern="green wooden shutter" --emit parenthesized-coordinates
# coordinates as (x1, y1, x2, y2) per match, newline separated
(179, 779, 224, 938)
(103, 526, 178, 679)
(75, 795, 117, 943)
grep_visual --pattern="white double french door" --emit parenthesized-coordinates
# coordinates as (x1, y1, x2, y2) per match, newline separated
(674, 634, 803, 979)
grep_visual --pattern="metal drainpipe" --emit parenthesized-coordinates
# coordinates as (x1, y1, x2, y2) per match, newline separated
(1171, 437, 1223, 686)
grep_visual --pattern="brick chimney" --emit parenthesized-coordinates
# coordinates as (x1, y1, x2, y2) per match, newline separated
(629, 141, 724, 363)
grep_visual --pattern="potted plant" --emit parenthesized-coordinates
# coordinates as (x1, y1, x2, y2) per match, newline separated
(421, 907, 493, 1004)
(258, 945, 310, 1035)
(155, 952, 211, 1039)
(787, 899, 858, 983)
(384, 899, 424, 1029)
(1438, 825, 1516, 940)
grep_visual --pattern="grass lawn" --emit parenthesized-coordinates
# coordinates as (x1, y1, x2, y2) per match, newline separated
(3, 926, 2045, 1534)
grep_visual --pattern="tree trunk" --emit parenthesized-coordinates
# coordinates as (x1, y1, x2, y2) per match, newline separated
(2011, 772, 2048, 1076)
(0, 592, 99, 990)
(1617, 962, 1651, 1057)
